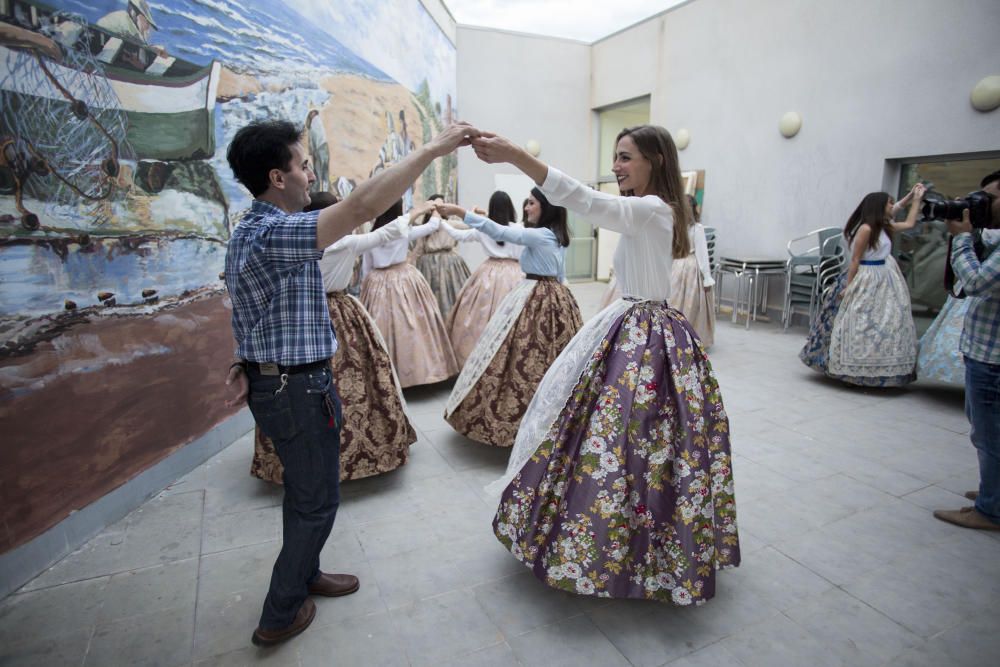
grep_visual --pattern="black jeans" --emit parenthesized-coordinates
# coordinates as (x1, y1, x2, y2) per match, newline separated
(247, 362, 341, 630)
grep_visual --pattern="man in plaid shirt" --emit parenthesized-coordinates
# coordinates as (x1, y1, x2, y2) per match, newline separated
(934, 170, 1000, 531)
(224, 119, 477, 646)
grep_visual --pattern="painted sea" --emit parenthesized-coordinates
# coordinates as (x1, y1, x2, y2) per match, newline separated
(1, 0, 451, 323)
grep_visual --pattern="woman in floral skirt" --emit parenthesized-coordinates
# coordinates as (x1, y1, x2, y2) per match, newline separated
(472, 125, 740, 605)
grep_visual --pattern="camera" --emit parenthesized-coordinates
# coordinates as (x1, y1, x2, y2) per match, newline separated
(922, 190, 996, 229)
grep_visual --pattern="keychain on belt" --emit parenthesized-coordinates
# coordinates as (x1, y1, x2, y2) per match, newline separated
(321, 391, 337, 429)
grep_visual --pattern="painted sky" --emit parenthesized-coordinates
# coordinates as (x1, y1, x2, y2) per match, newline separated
(286, 0, 456, 111)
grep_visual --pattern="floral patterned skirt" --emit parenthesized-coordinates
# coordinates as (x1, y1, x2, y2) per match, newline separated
(445, 279, 582, 448)
(361, 262, 458, 388)
(446, 257, 524, 368)
(416, 249, 472, 318)
(827, 259, 917, 387)
(799, 273, 847, 373)
(251, 292, 418, 484)
(492, 301, 740, 605)
(916, 295, 969, 387)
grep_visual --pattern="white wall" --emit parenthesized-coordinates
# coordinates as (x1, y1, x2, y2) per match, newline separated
(593, 0, 1000, 259)
(456, 26, 591, 268)
(457, 0, 1000, 285)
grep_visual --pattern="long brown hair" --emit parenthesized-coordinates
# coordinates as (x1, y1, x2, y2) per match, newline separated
(531, 187, 570, 247)
(844, 192, 891, 251)
(615, 125, 691, 258)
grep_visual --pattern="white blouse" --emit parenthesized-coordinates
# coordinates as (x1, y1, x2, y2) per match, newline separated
(319, 216, 407, 292)
(540, 167, 674, 301)
(444, 220, 525, 260)
(362, 214, 439, 272)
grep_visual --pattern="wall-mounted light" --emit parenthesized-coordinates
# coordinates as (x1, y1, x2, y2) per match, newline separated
(675, 128, 690, 150)
(525, 139, 541, 157)
(779, 111, 802, 138)
(971, 75, 1000, 112)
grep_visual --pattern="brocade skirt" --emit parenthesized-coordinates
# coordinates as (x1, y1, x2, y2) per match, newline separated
(444, 278, 582, 448)
(251, 292, 417, 484)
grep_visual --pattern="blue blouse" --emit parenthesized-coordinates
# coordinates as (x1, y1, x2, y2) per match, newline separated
(463, 212, 566, 282)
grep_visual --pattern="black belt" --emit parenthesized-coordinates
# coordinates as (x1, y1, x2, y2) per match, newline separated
(248, 359, 329, 376)
(525, 273, 557, 281)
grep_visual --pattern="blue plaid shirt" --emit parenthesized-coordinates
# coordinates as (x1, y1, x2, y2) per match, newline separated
(952, 231, 1000, 365)
(225, 200, 337, 365)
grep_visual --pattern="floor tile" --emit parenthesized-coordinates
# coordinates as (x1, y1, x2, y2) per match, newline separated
(298, 609, 408, 666)
(472, 572, 583, 638)
(388, 590, 504, 667)
(506, 614, 631, 667)
(85, 606, 194, 667)
(4, 290, 992, 667)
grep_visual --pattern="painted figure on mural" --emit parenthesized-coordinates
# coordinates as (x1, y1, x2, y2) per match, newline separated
(97, 0, 158, 43)
(305, 108, 330, 192)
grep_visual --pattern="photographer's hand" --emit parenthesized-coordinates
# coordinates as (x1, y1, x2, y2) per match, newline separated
(946, 209, 973, 236)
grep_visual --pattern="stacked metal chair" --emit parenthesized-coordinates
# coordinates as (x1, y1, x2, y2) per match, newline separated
(782, 227, 844, 329)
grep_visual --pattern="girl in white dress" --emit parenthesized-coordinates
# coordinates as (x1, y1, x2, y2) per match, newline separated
(827, 186, 926, 386)
(473, 125, 739, 605)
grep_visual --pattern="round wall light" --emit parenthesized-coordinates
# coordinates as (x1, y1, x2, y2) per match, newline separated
(525, 139, 541, 157)
(675, 128, 690, 150)
(971, 75, 1000, 112)
(779, 111, 802, 138)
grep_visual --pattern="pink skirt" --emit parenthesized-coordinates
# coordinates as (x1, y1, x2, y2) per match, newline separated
(446, 258, 524, 367)
(361, 263, 458, 387)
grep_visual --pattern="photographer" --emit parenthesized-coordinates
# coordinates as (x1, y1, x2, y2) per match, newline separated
(933, 170, 1000, 531)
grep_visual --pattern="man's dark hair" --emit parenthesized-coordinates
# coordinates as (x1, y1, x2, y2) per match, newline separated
(372, 199, 403, 231)
(304, 191, 339, 212)
(980, 170, 1000, 189)
(226, 120, 302, 197)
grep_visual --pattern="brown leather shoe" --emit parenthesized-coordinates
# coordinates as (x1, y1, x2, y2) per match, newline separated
(933, 506, 1000, 531)
(965, 491, 979, 501)
(308, 572, 359, 597)
(251, 598, 316, 647)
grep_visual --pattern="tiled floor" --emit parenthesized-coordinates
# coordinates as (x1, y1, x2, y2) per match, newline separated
(2, 282, 998, 666)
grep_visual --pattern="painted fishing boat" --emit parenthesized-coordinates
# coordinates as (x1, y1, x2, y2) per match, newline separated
(0, 0, 219, 161)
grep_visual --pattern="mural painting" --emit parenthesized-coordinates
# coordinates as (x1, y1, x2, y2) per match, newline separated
(0, 0, 456, 552)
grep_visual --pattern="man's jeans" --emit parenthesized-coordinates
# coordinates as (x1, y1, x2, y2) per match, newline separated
(966, 356, 1000, 524)
(247, 363, 341, 630)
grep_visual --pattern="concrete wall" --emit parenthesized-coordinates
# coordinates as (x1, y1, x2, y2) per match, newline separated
(456, 26, 591, 267)
(596, 0, 1000, 259)
(458, 0, 1000, 279)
